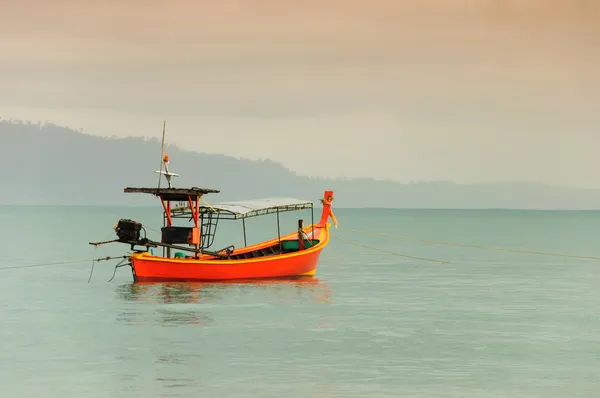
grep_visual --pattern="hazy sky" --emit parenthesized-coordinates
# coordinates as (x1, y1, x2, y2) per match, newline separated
(2, 0, 599, 188)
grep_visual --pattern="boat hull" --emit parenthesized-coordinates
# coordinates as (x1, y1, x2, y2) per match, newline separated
(130, 224, 330, 282)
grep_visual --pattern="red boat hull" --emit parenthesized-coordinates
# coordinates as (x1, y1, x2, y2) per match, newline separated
(130, 224, 331, 282)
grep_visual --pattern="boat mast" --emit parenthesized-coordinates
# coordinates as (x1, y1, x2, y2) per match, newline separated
(154, 121, 179, 188)
(157, 121, 166, 189)
(154, 121, 179, 258)
(158, 121, 167, 257)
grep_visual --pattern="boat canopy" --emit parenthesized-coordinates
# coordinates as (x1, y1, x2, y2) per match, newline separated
(197, 197, 314, 220)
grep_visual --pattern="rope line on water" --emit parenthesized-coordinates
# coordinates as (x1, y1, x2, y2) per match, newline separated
(332, 236, 450, 264)
(0, 259, 92, 270)
(0, 256, 128, 271)
(337, 227, 600, 261)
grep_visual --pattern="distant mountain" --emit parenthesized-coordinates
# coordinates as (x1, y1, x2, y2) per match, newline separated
(3, 119, 600, 209)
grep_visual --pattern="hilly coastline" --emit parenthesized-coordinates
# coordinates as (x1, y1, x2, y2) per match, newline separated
(3, 119, 600, 209)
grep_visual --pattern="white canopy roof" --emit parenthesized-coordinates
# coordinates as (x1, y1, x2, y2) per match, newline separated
(199, 197, 314, 219)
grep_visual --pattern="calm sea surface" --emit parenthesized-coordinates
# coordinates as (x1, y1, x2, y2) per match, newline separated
(1, 207, 600, 397)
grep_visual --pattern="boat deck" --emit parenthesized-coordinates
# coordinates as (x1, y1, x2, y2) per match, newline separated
(218, 239, 321, 260)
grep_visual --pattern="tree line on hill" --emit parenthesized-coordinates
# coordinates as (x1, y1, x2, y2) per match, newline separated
(2, 119, 600, 209)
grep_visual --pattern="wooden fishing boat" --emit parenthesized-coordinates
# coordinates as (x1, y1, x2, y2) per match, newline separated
(90, 152, 338, 282)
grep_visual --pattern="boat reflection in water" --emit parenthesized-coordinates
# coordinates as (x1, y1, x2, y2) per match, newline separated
(118, 276, 332, 305)
(115, 277, 332, 327)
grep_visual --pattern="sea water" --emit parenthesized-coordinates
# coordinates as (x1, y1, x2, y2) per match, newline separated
(1, 207, 599, 397)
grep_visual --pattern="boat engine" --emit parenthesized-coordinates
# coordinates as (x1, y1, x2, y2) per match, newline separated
(115, 219, 143, 243)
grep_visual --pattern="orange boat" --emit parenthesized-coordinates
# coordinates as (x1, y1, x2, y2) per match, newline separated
(90, 152, 338, 282)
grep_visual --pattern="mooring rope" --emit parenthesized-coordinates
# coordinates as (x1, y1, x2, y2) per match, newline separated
(337, 227, 600, 261)
(0, 259, 93, 270)
(201, 196, 219, 213)
(332, 236, 450, 264)
(0, 256, 128, 271)
(107, 258, 129, 283)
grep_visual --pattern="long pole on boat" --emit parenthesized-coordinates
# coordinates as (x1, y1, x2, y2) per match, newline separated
(157, 121, 166, 190)
(195, 194, 201, 256)
(242, 218, 247, 247)
(311, 206, 314, 240)
(276, 209, 281, 250)
(158, 120, 166, 257)
(298, 219, 304, 250)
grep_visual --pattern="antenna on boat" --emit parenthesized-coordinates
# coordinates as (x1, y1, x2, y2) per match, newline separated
(156, 153, 179, 188)
(155, 121, 179, 189)
(157, 121, 166, 189)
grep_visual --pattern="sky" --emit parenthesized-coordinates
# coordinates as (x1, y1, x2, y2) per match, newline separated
(1, 0, 599, 188)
